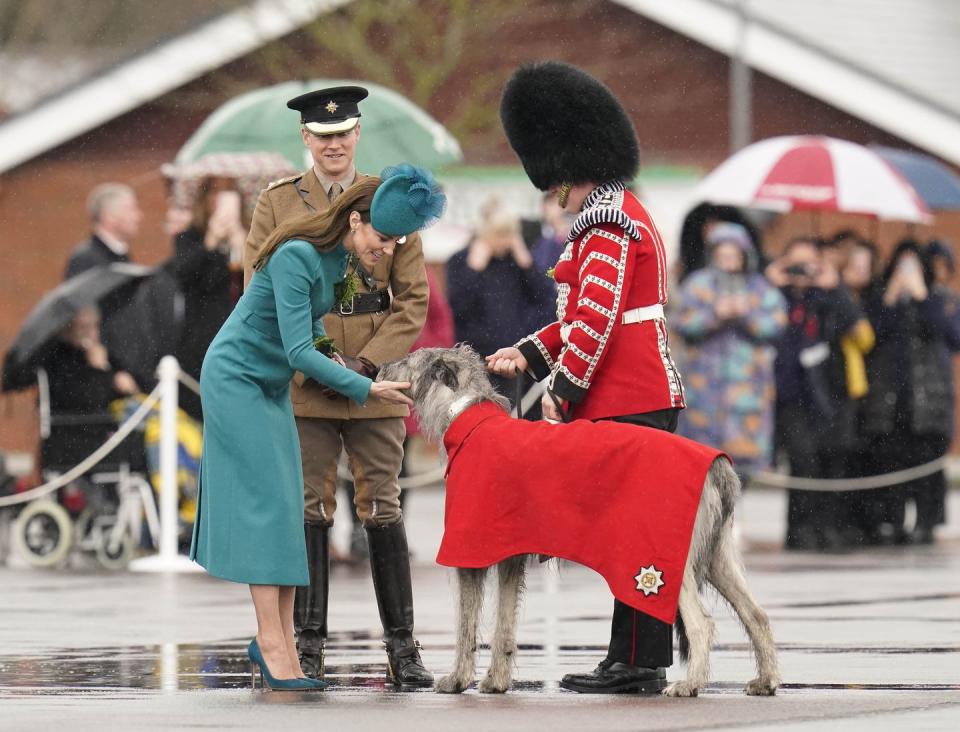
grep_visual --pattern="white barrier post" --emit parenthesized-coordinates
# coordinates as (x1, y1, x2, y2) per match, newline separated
(130, 356, 202, 573)
(158, 355, 179, 563)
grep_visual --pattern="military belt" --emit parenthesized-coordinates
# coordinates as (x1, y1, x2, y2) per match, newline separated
(337, 288, 390, 316)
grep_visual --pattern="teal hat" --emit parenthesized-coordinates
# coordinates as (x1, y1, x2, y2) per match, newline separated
(371, 164, 446, 237)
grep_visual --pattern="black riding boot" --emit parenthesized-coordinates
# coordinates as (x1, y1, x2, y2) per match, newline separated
(367, 520, 433, 687)
(294, 521, 329, 679)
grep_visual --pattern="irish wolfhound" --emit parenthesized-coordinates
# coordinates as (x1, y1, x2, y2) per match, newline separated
(379, 344, 779, 697)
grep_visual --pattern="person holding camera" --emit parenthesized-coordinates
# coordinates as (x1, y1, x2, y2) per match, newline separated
(674, 223, 787, 482)
(168, 178, 246, 421)
(859, 240, 960, 545)
(766, 237, 867, 551)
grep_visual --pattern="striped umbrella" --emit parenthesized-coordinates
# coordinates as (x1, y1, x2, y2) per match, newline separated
(693, 136, 931, 223)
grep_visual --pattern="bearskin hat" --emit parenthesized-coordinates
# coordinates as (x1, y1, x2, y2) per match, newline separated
(499, 61, 640, 191)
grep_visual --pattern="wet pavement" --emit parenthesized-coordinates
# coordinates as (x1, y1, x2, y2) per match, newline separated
(1, 489, 959, 731)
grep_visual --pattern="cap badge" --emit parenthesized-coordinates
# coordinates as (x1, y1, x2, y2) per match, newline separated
(325, 100, 339, 114)
(634, 564, 665, 596)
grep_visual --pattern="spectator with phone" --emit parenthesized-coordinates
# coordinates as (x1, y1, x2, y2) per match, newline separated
(860, 240, 960, 545)
(446, 197, 556, 406)
(529, 192, 574, 325)
(836, 235, 882, 545)
(674, 223, 787, 482)
(766, 237, 867, 551)
(167, 177, 246, 420)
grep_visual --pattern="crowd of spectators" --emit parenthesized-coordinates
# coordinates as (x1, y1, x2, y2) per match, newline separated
(674, 223, 960, 551)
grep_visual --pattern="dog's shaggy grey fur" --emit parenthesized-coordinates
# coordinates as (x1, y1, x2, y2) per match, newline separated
(380, 344, 780, 696)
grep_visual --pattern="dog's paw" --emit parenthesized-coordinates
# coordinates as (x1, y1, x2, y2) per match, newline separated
(436, 674, 470, 694)
(662, 680, 700, 697)
(478, 675, 510, 694)
(744, 677, 778, 696)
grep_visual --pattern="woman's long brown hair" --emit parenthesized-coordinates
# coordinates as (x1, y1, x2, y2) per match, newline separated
(252, 176, 381, 272)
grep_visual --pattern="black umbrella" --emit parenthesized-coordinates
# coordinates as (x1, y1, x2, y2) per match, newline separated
(2, 263, 154, 391)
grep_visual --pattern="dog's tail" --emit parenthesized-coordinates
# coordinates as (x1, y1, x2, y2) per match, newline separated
(675, 614, 690, 663)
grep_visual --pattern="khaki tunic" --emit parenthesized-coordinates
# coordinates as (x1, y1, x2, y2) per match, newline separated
(242, 168, 428, 420)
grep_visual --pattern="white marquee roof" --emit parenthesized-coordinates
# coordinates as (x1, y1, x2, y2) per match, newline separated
(612, 0, 960, 165)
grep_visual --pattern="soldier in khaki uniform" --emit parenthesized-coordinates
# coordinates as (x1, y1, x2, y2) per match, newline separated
(242, 86, 432, 686)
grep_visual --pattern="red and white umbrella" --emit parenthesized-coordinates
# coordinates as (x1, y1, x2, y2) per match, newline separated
(693, 136, 931, 223)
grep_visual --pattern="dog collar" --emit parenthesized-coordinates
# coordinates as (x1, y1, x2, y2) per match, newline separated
(448, 395, 481, 422)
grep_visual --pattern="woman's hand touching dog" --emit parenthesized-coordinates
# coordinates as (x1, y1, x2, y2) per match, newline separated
(370, 380, 413, 406)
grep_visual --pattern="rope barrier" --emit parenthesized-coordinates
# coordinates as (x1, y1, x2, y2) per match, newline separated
(335, 450, 448, 489)
(750, 457, 948, 492)
(399, 466, 447, 490)
(362, 454, 953, 494)
(0, 385, 162, 508)
(177, 371, 201, 396)
(6, 364, 948, 511)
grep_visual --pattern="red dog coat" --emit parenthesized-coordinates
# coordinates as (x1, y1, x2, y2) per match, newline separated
(437, 402, 727, 624)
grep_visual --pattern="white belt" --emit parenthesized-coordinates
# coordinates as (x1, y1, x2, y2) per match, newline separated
(559, 304, 664, 343)
(622, 304, 664, 324)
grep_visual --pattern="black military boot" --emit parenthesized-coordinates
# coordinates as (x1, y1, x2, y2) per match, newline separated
(560, 600, 670, 693)
(294, 521, 329, 679)
(560, 659, 667, 693)
(367, 520, 433, 688)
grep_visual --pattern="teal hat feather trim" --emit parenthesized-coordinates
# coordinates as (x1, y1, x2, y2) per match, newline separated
(371, 164, 446, 237)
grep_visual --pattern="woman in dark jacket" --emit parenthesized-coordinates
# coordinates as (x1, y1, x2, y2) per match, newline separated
(862, 240, 960, 544)
(167, 178, 245, 420)
(38, 306, 140, 472)
(767, 237, 867, 551)
(837, 236, 882, 545)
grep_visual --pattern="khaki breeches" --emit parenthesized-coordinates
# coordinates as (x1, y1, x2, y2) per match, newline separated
(296, 416, 405, 527)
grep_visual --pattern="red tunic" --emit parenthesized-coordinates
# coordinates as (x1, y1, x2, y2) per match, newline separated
(517, 182, 684, 420)
(436, 403, 726, 624)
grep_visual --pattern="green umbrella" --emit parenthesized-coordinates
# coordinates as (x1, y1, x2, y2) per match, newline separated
(175, 79, 463, 174)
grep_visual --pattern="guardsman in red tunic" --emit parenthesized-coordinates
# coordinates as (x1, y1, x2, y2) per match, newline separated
(488, 61, 686, 694)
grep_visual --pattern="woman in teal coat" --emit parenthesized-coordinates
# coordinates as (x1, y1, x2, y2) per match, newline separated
(190, 166, 444, 690)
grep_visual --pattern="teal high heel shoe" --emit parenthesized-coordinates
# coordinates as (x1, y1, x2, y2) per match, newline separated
(248, 639, 327, 690)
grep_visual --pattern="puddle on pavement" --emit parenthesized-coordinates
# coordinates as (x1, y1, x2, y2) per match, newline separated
(0, 634, 580, 692)
(1, 629, 957, 694)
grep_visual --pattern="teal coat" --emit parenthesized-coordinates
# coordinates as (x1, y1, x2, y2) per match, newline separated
(190, 240, 371, 585)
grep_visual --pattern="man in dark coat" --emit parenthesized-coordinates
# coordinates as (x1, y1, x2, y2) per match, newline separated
(64, 183, 142, 279)
(63, 183, 165, 389)
(446, 203, 555, 405)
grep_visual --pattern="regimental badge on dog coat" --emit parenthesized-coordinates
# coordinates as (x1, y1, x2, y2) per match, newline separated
(635, 565, 665, 596)
(437, 403, 727, 625)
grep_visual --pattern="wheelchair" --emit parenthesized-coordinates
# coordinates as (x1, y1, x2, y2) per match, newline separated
(12, 369, 159, 570)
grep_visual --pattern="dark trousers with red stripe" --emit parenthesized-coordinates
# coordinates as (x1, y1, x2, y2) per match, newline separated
(600, 407, 680, 668)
